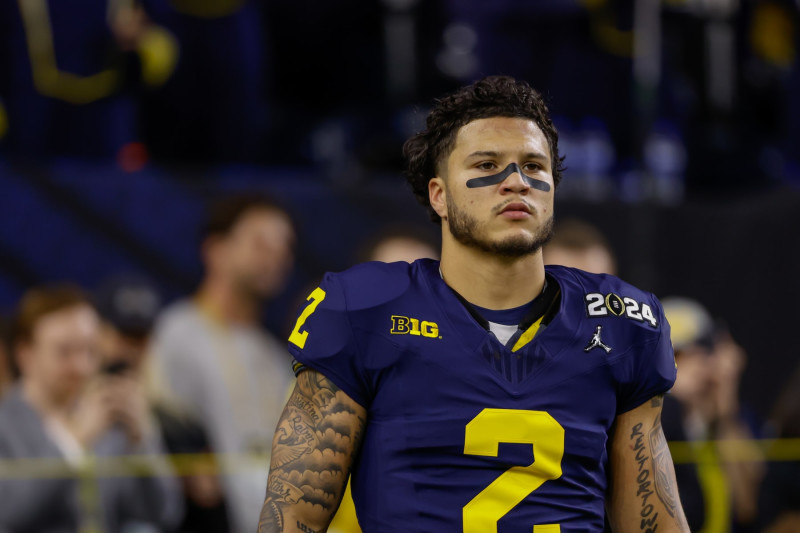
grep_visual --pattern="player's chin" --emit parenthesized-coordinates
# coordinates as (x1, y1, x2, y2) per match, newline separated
(492, 224, 538, 242)
(487, 233, 541, 257)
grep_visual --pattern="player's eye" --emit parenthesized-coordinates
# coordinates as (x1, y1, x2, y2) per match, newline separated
(523, 162, 542, 172)
(477, 161, 496, 171)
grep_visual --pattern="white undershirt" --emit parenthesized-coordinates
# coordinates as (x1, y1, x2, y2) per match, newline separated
(488, 322, 518, 346)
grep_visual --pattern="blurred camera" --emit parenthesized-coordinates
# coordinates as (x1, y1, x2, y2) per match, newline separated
(102, 359, 132, 376)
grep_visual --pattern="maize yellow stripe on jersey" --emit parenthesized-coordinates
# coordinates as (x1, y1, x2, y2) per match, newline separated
(512, 315, 545, 352)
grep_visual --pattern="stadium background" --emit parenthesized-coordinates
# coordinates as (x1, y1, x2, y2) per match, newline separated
(0, 0, 799, 528)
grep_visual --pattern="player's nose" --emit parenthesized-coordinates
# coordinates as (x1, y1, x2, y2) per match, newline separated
(501, 164, 530, 193)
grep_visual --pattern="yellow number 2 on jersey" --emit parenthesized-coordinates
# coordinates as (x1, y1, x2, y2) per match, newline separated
(288, 287, 326, 349)
(463, 409, 565, 533)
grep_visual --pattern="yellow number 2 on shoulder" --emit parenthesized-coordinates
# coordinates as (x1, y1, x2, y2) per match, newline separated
(463, 408, 565, 533)
(288, 287, 327, 349)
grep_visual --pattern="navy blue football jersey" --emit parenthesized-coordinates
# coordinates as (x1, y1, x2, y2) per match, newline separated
(288, 259, 676, 532)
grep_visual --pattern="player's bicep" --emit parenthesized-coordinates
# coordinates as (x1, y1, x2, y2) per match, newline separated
(606, 395, 689, 533)
(259, 369, 366, 533)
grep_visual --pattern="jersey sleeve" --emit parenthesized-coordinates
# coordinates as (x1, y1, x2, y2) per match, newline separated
(287, 272, 371, 408)
(616, 295, 677, 414)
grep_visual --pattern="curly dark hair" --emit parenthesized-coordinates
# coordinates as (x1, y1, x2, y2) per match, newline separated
(403, 76, 566, 223)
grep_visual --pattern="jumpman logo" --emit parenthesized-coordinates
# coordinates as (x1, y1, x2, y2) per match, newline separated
(584, 325, 612, 354)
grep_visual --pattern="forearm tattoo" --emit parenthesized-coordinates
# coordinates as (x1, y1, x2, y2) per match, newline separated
(630, 422, 659, 533)
(629, 395, 687, 533)
(258, 371, 366, 533)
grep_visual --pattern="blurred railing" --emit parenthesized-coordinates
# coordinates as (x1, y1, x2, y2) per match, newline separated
(2, 438, 799, 478)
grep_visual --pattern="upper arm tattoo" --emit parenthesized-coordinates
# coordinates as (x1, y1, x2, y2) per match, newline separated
(259, 370, 366, 533)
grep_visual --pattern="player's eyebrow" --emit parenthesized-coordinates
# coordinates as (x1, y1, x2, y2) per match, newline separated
(465, 150, 549, 161)
(465, 150, 500, 159)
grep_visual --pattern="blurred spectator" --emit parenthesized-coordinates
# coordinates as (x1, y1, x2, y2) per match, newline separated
(149, 194, 296, 533)
(758, 362, 800, 532)
(661, 297, 764, 533)
(543, 218, 617, 275)
(0, 0, 177, 159)
(358, 225, 439, 263)
(95, 274, 228, 533)
(0, 284, 181, 532)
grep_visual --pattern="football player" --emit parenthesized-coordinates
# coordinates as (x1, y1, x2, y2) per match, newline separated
(258, 76, 689, 533)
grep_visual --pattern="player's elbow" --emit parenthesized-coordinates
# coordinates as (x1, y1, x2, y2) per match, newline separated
(258, 499, 333, 533)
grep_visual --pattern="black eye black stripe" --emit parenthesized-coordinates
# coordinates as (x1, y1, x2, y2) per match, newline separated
(465, 162, 551, 192)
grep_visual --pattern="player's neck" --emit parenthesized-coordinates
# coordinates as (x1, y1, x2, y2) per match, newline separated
(439, 240, 545, 310)
(196, 277, 259, 325)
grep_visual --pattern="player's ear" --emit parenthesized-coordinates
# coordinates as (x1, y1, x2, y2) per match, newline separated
(429, 176, 448, 220)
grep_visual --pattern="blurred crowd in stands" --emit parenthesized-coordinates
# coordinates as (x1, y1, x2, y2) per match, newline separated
(1, 0, 799, 194)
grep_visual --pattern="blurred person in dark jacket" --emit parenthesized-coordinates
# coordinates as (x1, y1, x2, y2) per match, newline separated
(661, 297, 764, 533)
(0, 284, 182, 533)
(95, 274, 231, 533)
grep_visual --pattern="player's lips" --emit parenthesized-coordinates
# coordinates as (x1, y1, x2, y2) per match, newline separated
(498, 202, 532, 218)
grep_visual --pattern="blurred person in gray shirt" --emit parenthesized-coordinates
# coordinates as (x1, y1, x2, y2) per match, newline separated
(148, 194, 296, 533)
(0, 284, 182, 533)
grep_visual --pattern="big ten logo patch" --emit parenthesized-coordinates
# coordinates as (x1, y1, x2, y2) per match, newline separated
(390, 315, 441, 338)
